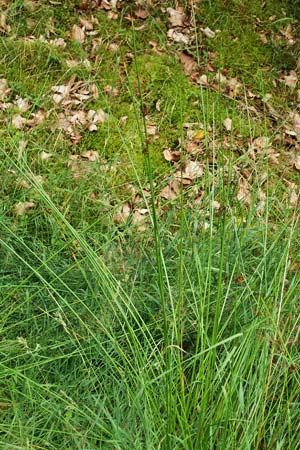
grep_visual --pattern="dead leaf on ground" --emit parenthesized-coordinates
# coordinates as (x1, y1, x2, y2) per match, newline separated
(135, 7, 148, 19)
(163, 149, 181, 163)
(167, 7, 185, 27)
(182, 160, 204, 180)
(132, 208, 148, 231)
(237, 177, 251, 205)
(292, 112, 300, 138)
(12, 115, 26, 129)
(280, 70, 298, 88)
(114, 202, 131, 224)
(201, 27, 215, 38)
(160, 179, 181, 200)
(81, 150, 99, 161)
(180, 52, 198, 76)
(0, 78, 10, 100)
(79, 17, 93, 30)
(40, 151, 52, 161)
(15, 97, 30, 112)
(167, 29, 190, 44)
(0, 12, 11, 34)
(104, 85, 119, 97)
(15, 201, 35, 216)
(294, 155, 300, 171)
(223, 117, 232, 131)
(71, 24, 85, 43)
(289, 183, 298, 207)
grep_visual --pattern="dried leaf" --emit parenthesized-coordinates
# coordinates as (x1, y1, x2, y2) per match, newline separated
(79, 17, 93, 30)
(237, 178, 251, 205)
(49, 37, 66, 47)
(135, 8, 148, 19)
(71, 24, 85, 43)
(15, 201, 35, 216)
(40, 151, 52, 161)
(201, 27, 215, 38)
(15, 97, 30, 112)
(0, 78, 10, 100)
(81, 150, 99, 161)
(294, 155, 300, 171)
(0, 12, 11, 33)
(292, 112, 300, 138)
(163, 149, 181, 162)
(160, 180, 181, 200)
(167, 7, 185, 27)
(223, 117, 232, 131)
(114, 202, 131, 224)
(183, 161, 204, 179)
(167, 29, 189, 44)
(180, 52, 198, 76)
(12, 114, 26, 129)
(281, 70, 297, 88)
(290, 185, 298, 207)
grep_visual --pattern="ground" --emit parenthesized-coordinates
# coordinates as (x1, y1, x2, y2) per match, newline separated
(1, 1, 300, 449)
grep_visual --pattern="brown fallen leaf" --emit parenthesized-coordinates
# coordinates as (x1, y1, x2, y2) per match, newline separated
(132, 208, 148, 231)
(15, 97, 30, 112)
(289, 184, 298, 208)
(135, 8, 148, 19)
(12, 114, 26, 129)
(0, 78, 10, 101)
(180, 52, 198, 77)
(292, 112, 300, 139)
(49, 37, 66, 48)
(183, 160, 204, 180)
(104, 85, 119, 97)
(294, 155, 300, 171)
(114, 202, 131, 224)
(40, 151, 52, 161)
(160, 180, 181, 200)
(167, 29, 189, 44)
(281, 70, 297, 88)
(201, 27, 215, 38)
(71, 24, 85, 43)
(237, 177, 251, 205)
(79, 17, 93, 30)
(15, 201, 35, 216)
(167, 7, 185, 27)
(81, 150, 99, 161)
(163, 149, 181, 163)
(223, 117, 232, 131)
(0, 12, 11, 34)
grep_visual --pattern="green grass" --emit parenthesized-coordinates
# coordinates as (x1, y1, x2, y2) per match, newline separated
(1, 1, 300, 449)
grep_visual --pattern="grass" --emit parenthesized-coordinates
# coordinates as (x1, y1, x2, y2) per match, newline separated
(1, 1, 300, 449)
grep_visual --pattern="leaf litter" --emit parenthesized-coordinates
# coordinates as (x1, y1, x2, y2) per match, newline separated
(2, 0, 300, 227)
